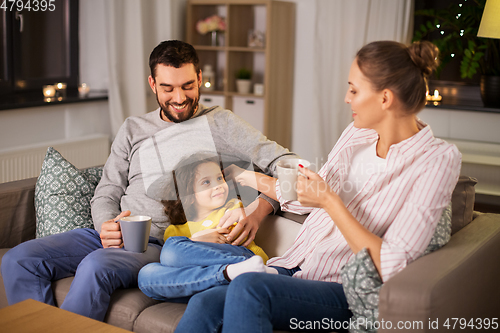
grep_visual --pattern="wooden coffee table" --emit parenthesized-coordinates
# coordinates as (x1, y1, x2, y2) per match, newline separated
(0, 299, 131, 332)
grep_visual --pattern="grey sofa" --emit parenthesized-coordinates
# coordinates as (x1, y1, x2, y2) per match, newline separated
(1, 175, 499, 332)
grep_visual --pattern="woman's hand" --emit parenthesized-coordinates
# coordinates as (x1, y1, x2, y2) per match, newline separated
(296, 166, 338, 209)
(191, 228, 231, 244)
(100, 210, 131, 248)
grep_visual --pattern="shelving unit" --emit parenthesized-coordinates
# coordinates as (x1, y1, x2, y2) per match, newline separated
(187, 0, 295, 148)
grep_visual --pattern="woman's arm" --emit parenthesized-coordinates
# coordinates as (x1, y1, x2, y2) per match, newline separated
(297, 166, 384, 276)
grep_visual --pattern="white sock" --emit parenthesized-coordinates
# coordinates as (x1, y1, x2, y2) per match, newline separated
(226, 256, 278, 281)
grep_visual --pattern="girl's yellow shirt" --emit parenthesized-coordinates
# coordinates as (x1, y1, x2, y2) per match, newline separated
(164, 198, 269, 263)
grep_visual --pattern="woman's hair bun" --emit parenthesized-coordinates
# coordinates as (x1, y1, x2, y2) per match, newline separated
(407, 41, 439, 77)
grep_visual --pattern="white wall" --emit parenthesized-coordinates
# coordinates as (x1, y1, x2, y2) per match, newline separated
(285, 0, 319, 162)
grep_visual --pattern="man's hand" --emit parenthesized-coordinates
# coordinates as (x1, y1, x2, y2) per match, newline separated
(224, 164, 258, 189)
(191, 228, 231, 244)
(100, 210, 131, 248)
(218, 198, 272, 247)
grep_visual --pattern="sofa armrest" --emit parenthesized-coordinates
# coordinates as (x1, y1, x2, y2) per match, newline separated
(0, 177, 37, 248)
(378, 213, 500, 332)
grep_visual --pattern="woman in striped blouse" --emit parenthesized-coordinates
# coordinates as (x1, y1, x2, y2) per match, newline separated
(174, 40, 462, 333)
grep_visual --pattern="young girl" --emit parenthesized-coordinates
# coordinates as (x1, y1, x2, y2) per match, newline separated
(175, 40, 462, 333)
(138, 153, 274, 300)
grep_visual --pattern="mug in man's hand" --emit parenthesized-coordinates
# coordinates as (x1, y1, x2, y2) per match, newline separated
(119, 216, 152, 253)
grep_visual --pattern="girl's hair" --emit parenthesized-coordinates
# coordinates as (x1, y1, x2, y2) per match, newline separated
(161, 153, 222, 225)
(356, 40, 439, 114)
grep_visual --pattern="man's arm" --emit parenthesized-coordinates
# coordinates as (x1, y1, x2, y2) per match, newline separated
(91, 122, 131, 234)
(212, 109, 298, 245)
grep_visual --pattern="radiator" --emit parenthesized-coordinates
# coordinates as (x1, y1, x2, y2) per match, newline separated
(0, 134, 110, 183)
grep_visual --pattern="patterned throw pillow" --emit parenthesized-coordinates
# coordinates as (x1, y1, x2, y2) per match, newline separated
(35, 147, 103, 238)
(341, 203, 452, 333)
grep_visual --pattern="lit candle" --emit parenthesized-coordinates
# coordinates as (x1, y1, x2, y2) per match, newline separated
(43, 85, 56, 97)
(56, 82, 67, 90)
(426, 89, 442, 102)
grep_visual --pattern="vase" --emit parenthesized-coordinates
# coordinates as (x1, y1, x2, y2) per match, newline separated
(480, 75, 500, 108)
(210, 31, 224, 46)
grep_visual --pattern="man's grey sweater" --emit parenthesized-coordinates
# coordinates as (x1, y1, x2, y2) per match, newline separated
(91, 105, 295, 239)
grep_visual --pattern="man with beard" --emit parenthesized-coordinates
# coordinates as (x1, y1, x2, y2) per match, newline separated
(1, 40, 295, 321)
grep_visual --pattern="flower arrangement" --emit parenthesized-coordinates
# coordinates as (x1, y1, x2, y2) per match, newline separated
(196, 15, 226, 35)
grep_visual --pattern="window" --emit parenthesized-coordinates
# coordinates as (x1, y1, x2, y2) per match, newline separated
(0, 0, 78, 96)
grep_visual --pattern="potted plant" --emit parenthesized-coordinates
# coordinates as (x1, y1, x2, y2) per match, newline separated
(413, 0, 500, 107)
(235, 68, 252, 94)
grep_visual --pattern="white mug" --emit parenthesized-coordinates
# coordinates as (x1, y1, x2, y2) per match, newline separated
(276, 158, 310, 201)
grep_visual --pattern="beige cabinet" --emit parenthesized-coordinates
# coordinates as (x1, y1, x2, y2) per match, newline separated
(187, 0, 295, 148)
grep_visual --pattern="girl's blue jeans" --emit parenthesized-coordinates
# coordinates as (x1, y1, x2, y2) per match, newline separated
(175, 267, 352, 333)
(0, 228, 162, 321)
(138, 236, 255, 300)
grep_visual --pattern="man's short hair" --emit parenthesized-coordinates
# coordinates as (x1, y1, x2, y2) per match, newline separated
(149, 40, 201, 79)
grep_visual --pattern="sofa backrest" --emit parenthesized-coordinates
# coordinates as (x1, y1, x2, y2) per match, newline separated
(0, 177, 37, 248)
(0, 175, 477, 250)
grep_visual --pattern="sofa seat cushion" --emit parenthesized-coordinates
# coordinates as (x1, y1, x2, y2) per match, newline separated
(0, 248, 11, 309)
(134, 302, 187, 333)
(51, 276, 160, 331)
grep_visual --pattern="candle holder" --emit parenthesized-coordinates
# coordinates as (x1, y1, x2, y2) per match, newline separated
(78, 83, 90, 98)
(426, 89, 442, 105)
(55, 82, 67, 98)
(201, 65, 215, 91)
(43, 85, 56, 102)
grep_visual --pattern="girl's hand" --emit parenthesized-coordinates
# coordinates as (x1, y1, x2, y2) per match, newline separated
(190, 228, 231, 244)
(296, 166, 337, 209)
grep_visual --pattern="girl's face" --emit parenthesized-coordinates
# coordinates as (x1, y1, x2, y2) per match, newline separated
(193, 162, 229, 214)
(344, 59, 387, 129)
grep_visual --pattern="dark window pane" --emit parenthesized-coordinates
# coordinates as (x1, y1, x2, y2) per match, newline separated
(14, 1, 69, 81)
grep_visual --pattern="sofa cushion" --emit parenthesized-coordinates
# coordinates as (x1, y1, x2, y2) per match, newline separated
(134, 302, 187, 333)
(450, 176, 477, 235)
(35, 147, 103, 238)
(51, 275, 161, 331)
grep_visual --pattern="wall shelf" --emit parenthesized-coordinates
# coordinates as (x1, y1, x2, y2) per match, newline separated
(187, 0, 295, 148)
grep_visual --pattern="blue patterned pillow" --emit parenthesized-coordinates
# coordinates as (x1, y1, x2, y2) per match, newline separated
(341, 203, 452, 333)
(35, 147, 103, 238)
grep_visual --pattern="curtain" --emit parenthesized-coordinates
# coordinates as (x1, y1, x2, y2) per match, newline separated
(103, 0, 186, 136)
(291, 0, 413, 166)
